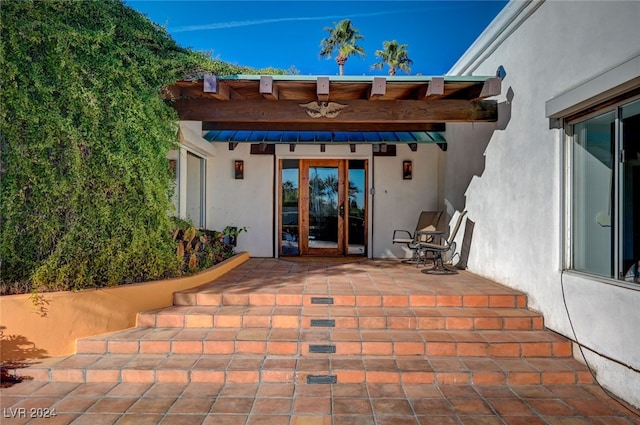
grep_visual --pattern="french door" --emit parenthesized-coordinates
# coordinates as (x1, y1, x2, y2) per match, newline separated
(280, 159, 367, 256)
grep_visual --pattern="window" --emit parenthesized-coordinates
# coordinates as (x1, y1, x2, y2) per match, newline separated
(567, 97, 640, 283)
(280, 159, 300, 255)
(186, 151, 205, 228)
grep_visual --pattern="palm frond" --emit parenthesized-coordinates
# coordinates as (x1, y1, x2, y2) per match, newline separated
(318, 19, 365, 73)
(372, 40, 413, 75)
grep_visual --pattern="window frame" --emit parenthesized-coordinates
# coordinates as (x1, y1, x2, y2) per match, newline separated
(564, 93, 640, 287)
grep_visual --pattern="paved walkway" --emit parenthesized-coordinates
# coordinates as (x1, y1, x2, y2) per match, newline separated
(2, 379, 639, 424)
(1, 258, 639, 424)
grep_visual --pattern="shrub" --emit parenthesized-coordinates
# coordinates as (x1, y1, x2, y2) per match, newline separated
(0, 0, 281, 294)
(171, 218, 235, 274)
(0, 0, 191, 292)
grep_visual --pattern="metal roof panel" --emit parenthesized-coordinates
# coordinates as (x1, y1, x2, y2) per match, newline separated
(202, 130, 446, 144)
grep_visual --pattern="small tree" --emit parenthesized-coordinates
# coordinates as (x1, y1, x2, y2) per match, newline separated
(371, 40, 413, 76)
(319, 19, 365, 76)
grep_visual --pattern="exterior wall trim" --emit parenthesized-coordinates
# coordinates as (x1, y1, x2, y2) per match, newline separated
(545, 53, 640, 118)
(449, 0, 544, 76)
(179, 121, 216, 157)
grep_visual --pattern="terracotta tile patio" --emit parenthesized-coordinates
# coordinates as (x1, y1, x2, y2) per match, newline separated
(1, 258, 639, 424)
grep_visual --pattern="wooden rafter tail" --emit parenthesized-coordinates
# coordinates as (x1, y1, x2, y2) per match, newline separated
(478, 77, 502, 99)
(203, 75, 227, 99)
(202, 74, 244, 100)
(317, 77, 330, 102)
(260, 76, 279, 100)
(425, 77, 445, 99)
(369, 77, 386, 99)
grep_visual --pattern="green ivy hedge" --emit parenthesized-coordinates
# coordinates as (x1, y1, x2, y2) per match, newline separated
(0, 0, 283, 294)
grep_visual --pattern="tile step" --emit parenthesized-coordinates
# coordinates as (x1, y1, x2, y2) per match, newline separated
(22, 354, 594, 386)
(137, 306, 543, 331)
(172, 291, 528, 309)
(76, 328, 572, 358)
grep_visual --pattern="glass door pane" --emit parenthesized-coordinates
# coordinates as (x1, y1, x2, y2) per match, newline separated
(298, 159, 345, 256)
(348, 160, 366, 255)
(186, 151, 204, 227)
(572, 111, 615, 277)
(286, 159, 365, 257)
(281, 159, 299, 255)
(621, 99, 640, 283)
(308, 165, 340, 250)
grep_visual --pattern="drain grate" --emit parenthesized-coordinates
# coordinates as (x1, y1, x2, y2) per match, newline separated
(309, 344, 336, 353)
(311, 319, 335, 327)
(311, 297, 334, 305)
(307, 375, 337, 384)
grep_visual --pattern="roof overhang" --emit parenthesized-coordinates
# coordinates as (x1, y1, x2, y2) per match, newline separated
(165, 75, 501, 134)
(203, 129, 446, 144)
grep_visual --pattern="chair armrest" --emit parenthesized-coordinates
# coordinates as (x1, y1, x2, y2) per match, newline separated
(417, 230, 444, 236)
(416, 230, 444, 243)
(392, 230, 412, 240)
(419, 241, 449, 250)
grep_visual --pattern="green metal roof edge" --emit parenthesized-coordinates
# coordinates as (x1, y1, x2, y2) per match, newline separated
(216, 74, 494, 82)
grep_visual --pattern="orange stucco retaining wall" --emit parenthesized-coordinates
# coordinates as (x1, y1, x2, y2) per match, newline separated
(0, 252, 249, 361)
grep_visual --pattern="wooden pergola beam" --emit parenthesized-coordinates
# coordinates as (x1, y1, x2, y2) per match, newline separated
(176, 98, 497, 124)
(203, 121, 446, 132)
(169, 76, 498, 106)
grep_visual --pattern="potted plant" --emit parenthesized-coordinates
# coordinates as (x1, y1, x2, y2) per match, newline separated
(223, 225, 247, 247)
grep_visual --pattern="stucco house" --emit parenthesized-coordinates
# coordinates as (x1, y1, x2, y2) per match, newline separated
(168, 0, 640, 407)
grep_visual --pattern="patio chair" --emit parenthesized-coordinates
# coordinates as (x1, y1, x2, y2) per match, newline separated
(392, 210, 443, 263)
(418, 210, 467, 273)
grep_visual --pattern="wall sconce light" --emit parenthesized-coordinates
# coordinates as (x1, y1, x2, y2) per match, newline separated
(403, 160, 412, 180)
(234, 160, 244, 179)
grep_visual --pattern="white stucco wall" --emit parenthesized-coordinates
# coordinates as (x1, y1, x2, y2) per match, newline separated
(373, 143, 443, 258)
(209, 143, 274, 257)
(183, 140, 441, 260)
(446, 0, 640, 407)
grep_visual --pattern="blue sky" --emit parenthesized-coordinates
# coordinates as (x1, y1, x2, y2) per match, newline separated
(126, 1, 507, 76)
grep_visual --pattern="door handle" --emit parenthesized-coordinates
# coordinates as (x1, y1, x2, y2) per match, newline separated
(339, 203, 345, 218)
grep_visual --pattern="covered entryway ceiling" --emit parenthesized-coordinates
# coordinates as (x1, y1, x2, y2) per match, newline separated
(165, 75, 501, 133)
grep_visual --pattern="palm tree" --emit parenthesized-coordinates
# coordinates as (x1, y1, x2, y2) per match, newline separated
(371, 40, 413, 76)
(319, 19, 365, 76)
